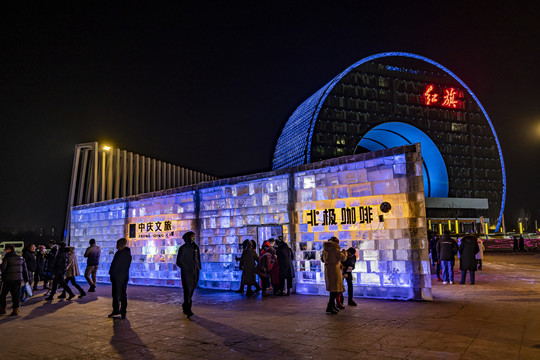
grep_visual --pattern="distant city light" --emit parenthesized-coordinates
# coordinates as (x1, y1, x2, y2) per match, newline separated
(103, 145, 111, 151)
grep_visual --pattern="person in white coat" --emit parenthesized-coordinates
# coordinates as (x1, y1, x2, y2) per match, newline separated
(476, 238, 485, 270)
(60, 247, 86, 298)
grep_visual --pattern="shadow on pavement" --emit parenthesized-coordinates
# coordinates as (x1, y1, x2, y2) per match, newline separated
(192, 316, 298, 358)
(22, 297, 73, 320)
(2, 288, 46, 306)
(0, 314, 20, 324)
(76, 295, 98, 304)
(109, 318, 156, 359)
(110, 318, 155, 359)
(0, 290, 48, 321)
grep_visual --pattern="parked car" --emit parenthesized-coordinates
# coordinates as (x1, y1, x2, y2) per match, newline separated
(0, 241, 25, 254)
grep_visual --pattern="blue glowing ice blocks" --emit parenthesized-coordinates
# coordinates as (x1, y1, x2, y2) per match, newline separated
(70, 144, 431, 300)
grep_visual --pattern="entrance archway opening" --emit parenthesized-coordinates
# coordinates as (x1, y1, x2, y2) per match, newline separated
(355, 122, 449, 198)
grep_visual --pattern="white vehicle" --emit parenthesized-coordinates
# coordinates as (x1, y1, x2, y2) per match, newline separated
(0, 241, 25, 254)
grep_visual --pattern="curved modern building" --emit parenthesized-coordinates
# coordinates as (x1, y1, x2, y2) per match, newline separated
(273, 52, 505, 229)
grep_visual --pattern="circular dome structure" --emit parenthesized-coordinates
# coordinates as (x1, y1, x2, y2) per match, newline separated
(273, 52, 505, 229)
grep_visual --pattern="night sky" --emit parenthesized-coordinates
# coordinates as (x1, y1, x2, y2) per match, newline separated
(2, 2, 539, 232)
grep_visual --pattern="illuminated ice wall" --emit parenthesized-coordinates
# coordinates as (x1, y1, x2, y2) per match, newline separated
(70, 192, 197, 287)
(198, 174, 290, 290)
(70, 144, 431, 300)
(293, 147, 430, 300)
(70, 201, 128, 285)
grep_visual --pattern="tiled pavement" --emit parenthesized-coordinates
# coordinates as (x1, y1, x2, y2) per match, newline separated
(2, 253, 540, 359)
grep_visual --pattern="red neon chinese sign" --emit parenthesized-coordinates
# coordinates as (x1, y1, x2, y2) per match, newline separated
(442, 88, 458, 108)
(424, 85, 462, 108)
(424, 85, 438, 105)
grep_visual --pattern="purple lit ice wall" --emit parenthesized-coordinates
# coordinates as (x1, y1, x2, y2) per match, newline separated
(70, 192, 197, 287)
(70, 144, 431, 300)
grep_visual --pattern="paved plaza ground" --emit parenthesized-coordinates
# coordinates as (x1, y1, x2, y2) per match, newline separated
(2, 253, 540, 359)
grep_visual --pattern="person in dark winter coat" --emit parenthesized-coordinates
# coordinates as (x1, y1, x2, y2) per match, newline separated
(1, 245, 29, 316)
(513, 236, 519, 254)
(519, 235, 525, 253)
(45, 242, 76, 301)
(22, 244, 37, 287)
(459, 235, 480, 284)
(84, 238, 101, 292)
(43, 240, 58, 289)
(258, 244, 276, 297)
(108, 238, 132, 319)
(33, 245, 46, 291)
(429, 233, 442, 281)
(341, 247, 357, 306)
(239, 240, 260, 295)
(436, 231, 458, 284)
(176, 231, 200, 318)
(251, 240, 259, 257)
(276, 240, 295, 296)
(235, 240, 250, 293)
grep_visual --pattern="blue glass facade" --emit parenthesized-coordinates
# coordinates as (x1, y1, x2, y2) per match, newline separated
(273, 85, 331, 168)
(272, 52, 505, 229)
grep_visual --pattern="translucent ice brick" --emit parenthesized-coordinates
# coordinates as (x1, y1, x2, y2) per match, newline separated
(363, 250, 379, 260)
(349, 183, 371, 197)
(338, 171, 358, 185)
(303, 175, 316, 189)
(372, 179, 400, 195)
(361, 273, 381, 286)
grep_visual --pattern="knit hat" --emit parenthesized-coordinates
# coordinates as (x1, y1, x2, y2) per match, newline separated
(182, 231, 195, 242)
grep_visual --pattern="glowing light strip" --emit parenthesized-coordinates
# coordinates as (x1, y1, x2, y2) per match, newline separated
(301, 52, 506, 229)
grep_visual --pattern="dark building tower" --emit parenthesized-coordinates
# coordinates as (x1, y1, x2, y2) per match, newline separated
(273, 52, 505, 230)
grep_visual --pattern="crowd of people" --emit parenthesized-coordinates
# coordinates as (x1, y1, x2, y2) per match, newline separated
(0, 238, 110, 317)
(4, 227, 507, 320)
(2, 231, 362, 318)
(235, 237, 295, 297)
(234, 235, 358, 314)
(429, 230, 485, 285)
